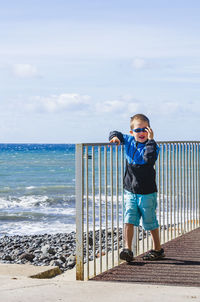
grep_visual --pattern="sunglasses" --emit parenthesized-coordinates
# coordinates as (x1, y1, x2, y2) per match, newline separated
(132, 127, 147, 133)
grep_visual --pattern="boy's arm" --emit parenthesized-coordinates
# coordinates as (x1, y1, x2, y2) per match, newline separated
(109, 131, 124, 144)
(143, 140, 159, 165)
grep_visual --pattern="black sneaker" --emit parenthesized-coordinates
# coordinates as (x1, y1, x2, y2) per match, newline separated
(119, 249, 134, 262)
(143, 248, 165, 261)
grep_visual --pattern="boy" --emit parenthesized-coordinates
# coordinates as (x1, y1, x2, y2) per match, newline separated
(109, 114, 164, 262)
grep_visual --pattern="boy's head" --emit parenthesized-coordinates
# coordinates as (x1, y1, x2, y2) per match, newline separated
(130, 114, 150, 143)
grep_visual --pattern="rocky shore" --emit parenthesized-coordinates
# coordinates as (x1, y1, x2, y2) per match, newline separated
(0, 228, 125, 272)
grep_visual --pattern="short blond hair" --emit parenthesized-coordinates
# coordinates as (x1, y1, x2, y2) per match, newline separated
(130, 114, 150, 129)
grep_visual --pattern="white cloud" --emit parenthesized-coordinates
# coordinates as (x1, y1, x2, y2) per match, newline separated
(95, 97, 143, 116)
(95, 96, 189, 119)
(13, 64, 38, 78)
(96, 99, 126, 113)
(132, 58, 146, 69)
(27, 93, 91, 113)
(22, 92, 200, 123)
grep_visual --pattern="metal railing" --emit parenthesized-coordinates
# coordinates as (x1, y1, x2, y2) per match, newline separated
(76, 141, 200, 280)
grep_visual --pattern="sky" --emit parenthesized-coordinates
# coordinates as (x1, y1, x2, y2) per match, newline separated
(1, 0, 200, 143)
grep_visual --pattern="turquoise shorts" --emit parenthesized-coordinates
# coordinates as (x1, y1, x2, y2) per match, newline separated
(124, 190, 159, 231)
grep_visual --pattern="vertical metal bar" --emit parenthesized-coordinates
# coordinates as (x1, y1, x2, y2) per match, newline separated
(166, 143, 169, 241)
(104, 146, 108, 270)
(195, 144, 198, 228)
(137, 226, 140, 255)
(192, 143, 195, 229)
(191, 143, 193, 230)
(98, 146, 102, 273)
(146, 229, 149, 251)
(155, 158, 159, 246)
(193, 143, 195, 229)
(169, 143, 172, 239)
(186, 143, 189, 232)
(176, 143, 179, 236)
(180, 143, 183, 234)
(158, 143, 161, 243)
(92, 146, 96, 276)
(142, 229, 145, 253)
(116, 146, 119, 263)
(85, 146, 89, 280)
(121, 145, 125, 249)
(189, 143, 192, 231)
(173, 143, 176, 238)
(198, 144, 200, 227)
(132, 226, 137, 256)
(162, 144, 165, 242)
(110, 145, 114, 267)
(183, 144, 186, 233)
(76, 144, 84, 280)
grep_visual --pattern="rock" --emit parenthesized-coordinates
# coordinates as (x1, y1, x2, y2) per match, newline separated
(2, 255, 12, 261)
(34, 249, 41, 254)
(62, 244, 68, 250)
(67, 255, 76, 262)
(67, 260, 76, 269)
(60, 255, 66, 263)
(88, 237, 93, 246)
(41, 245, 55, 255)
(19, 253, 35, 262)
(66, 254, 76, 269)
(41, 245, 50, 254)
(39, 255, 48, 261)
(50, 260, 63, 268)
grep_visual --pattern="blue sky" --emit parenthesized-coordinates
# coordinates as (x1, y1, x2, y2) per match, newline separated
(1, 0, 200, 143)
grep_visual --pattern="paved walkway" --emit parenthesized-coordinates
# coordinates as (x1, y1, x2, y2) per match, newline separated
(92, 227, 200, 287)
(0, 270, 200, 302)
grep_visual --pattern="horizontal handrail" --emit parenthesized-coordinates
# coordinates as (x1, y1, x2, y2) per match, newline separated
(82, 141, 200, 146)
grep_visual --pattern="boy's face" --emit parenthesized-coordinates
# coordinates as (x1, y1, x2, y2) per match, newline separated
(130, 120, 149, 143)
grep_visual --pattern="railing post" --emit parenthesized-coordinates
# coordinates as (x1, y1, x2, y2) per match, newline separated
(76, 144, 84, 280)
(198, 143, 200, 226)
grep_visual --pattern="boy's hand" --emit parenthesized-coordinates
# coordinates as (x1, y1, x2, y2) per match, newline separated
(146, 126, 154, 140)
(109, 137, 121, 145)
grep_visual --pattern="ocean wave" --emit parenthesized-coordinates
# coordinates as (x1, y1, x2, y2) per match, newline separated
(0, 193, 122, 212)
(0, 187, 11, 193)
(0, 194, 76, 210)
(0, 220, 76, 237)
(26, 186, 36, 190)
(0, 184, 75, 195)
(0, 207, 76, 220)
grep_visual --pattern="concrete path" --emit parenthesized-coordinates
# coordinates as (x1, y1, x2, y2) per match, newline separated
(0, 264, 200, 302)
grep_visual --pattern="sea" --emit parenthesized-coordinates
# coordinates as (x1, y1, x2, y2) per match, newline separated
(0, 143, 198, 237)
(0, 144, 76, 237)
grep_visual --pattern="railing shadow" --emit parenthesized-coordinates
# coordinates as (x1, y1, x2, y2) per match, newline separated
(126, 258, 200, 266)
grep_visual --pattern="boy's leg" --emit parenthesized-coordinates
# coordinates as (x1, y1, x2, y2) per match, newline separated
(143, 228, 165, 260)
(150, 228, 161, 251)
(120, 190, 140, 262)
(119, 223, 134, 262)
(139, 193, 165, 260)
(124, 223, 134, 250)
